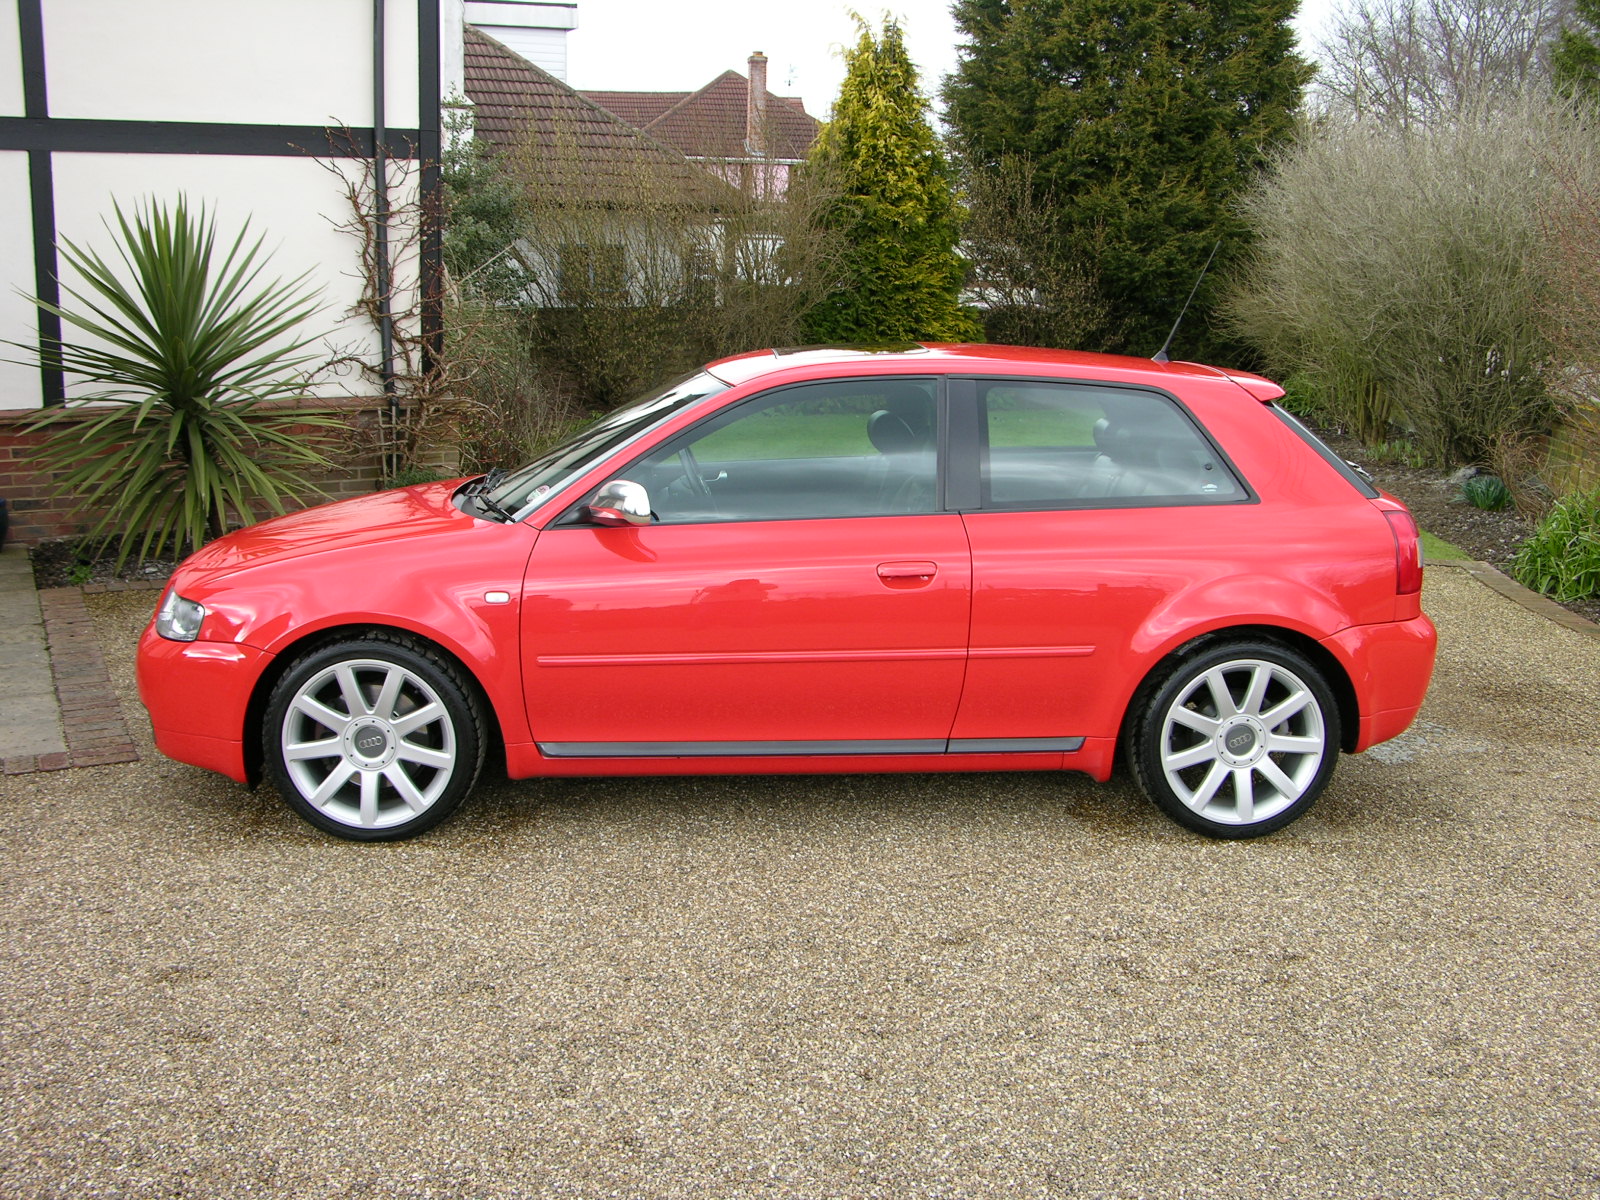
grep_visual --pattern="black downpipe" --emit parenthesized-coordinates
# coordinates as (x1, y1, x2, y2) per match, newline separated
(373, 0, 399, 479)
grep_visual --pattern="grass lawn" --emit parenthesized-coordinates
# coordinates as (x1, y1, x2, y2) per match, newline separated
(1421, 529, 1467, 562)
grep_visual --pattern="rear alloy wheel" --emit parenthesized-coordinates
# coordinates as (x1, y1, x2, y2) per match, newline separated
(1129, 642, 1340, 838)
(263, 636, 484, 841)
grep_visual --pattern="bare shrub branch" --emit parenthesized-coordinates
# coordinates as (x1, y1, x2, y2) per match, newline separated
(959, 156, 1109, 349)
(1315, 0, 1574, 124)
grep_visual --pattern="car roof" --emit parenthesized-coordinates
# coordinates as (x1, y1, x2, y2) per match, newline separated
(703, 343, 1283, 401)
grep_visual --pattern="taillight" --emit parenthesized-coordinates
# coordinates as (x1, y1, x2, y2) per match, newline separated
(1383, 509, 1423, 595)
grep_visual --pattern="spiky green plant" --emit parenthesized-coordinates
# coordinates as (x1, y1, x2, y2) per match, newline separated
(1512, 487, 1600, 603)
(20, 196, 342, 567)
(1461, 473, 1512, 511)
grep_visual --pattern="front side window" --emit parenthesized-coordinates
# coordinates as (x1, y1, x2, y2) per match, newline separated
(625, 378, 940, 524)
(978, 381, 1245, 508)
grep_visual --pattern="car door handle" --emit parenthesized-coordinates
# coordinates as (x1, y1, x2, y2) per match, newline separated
(877, 561, 938, 581)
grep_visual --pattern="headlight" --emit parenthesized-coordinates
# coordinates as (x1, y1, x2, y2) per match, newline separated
(155, 590, 207, 642)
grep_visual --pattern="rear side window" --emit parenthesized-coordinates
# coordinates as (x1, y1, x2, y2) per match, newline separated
(1270, 405, 1380, 498)
(978, 381, 1245, 508)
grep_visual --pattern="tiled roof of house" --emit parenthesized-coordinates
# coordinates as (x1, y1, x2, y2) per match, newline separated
(577, 90, 684, 130)
(463, 28, 729, 202)
(584, 71, 821, 163)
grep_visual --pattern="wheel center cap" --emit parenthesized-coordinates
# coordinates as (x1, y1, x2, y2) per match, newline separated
(1218, 718, 1265, 766)
(345, 719, 397, 769)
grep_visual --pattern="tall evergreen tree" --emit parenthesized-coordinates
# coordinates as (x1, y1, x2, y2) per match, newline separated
(944, 0, 1310, 358)
(803, 18, 981, 343)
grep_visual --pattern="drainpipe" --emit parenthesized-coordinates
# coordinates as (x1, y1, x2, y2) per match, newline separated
(373, 0, 399, 479)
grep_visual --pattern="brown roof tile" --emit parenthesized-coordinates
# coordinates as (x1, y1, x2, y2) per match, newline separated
(463, 29, 731, 203)
(584, 71, 821, 163)
(578, 90, 688, 129)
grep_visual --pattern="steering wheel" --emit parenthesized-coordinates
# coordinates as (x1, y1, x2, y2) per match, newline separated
(679, 444, 715, 501)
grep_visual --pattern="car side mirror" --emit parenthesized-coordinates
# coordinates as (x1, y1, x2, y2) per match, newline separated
(583, 479, 652, 527)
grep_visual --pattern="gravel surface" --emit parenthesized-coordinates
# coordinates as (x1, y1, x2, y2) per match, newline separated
(2, 575, 1598, 1199)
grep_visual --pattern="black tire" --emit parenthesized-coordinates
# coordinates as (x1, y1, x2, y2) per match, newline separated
(262, 633, 486, 841)
(1126, 640, 1340, 839)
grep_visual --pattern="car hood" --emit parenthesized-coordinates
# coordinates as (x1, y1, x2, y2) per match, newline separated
(178, 481, 476, 577)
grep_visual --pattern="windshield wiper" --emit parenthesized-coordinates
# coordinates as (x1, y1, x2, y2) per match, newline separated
(462, 468, 515, 521)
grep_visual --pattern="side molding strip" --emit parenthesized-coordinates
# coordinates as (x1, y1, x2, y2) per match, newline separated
(538, 737, 1083, 759)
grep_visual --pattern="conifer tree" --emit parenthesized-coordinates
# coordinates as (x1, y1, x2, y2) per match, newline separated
(944, 0, 1309, 358)
(802, 18, 981, 343)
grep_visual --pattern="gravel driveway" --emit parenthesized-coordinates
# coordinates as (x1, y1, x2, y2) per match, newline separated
(3, 567, 1598, 1199)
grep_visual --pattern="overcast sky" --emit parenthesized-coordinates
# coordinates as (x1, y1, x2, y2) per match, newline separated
(566, 0, 1343, 121)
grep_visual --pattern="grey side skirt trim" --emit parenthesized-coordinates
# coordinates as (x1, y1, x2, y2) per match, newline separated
(946, 737, 1085, 753)
(538, 737, 1083, 759)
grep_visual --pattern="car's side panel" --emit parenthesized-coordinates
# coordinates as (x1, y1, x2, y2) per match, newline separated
(953, 497, 1401, 744)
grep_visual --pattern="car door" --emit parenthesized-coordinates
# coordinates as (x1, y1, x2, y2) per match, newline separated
(520, 377, 974, 757)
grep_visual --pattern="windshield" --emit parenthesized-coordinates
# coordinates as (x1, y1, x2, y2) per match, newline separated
(482, 371, 728, 520)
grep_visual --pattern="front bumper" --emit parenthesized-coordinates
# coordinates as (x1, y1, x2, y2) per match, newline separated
(136, 627, 273, 784)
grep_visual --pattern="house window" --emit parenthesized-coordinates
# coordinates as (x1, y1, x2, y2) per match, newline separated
(559, 243, 626, 304)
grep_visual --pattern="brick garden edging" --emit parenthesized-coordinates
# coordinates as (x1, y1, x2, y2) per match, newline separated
(0, 583, 144, 775)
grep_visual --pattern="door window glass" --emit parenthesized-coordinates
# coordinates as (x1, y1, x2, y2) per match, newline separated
(979, 382, 1244, 508)
(629, 379, 939, 523)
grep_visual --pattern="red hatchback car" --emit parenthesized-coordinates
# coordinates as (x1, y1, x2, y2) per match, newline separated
(138, 345, 1435, 841)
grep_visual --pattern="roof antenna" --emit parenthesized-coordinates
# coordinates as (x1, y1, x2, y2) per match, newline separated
(1152, 240, 1221, 364)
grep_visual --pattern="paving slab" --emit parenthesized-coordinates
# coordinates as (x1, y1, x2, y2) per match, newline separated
(0, 545, 65, 760)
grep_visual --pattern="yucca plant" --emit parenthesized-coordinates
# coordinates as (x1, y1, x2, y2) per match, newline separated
(20, 196, 343, 568)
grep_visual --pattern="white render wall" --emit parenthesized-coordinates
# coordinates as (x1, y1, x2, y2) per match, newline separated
(42, 0, 421, 128)
(0, 152, 39, 408)
(0, 0, 433, 411)
(48, 153, 415, 403)
(0, 4, 22, 115)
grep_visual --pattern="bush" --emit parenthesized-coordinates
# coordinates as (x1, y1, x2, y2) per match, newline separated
(495, 127, 844, 411)
(1512, 487, 1600, 602)
(959, 156, 1108, 350)
(1275, 372, 1339, 428)
(1226, 93, 1593, 465)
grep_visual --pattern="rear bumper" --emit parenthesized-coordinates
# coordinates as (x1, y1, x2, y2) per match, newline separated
(137, 628, 271, 784)
(1322, 614, 1437, 752)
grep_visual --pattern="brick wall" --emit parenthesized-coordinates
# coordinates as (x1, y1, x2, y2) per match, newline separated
(1548, 403, 1600, 495)
(0, 398, 458, 547)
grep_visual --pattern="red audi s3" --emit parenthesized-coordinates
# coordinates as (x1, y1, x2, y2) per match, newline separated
(137, 345, 1436, 841)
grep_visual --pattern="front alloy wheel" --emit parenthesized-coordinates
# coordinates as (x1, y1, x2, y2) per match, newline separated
(1129, 642, 1340, 838)
(263, 636, 484, 841)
